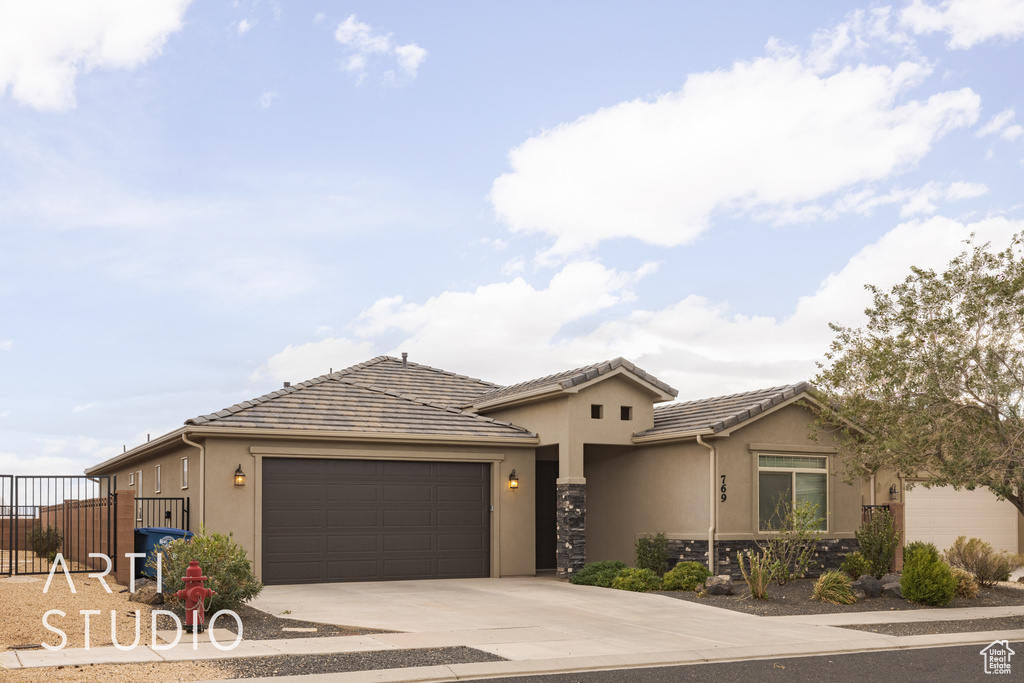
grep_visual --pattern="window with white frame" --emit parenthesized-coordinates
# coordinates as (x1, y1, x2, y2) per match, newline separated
(181, 457, 189, 489)
(155, 465, 161, 493)
(757, 454, 827, 531)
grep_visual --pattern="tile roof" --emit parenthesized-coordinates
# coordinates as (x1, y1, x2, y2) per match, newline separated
(185, 357, 533, 439)
(637, 382, 812, 437)
(471, 357, 677, 406)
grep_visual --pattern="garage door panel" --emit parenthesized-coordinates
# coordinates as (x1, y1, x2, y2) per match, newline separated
(326, 508, 378, 528)
(437, 484, 484, 502)
(383, 484, 433, 501)
(327, 483, 379, 501)
(383, 509, 433, 527)
(266, 509, 322, 528)
(264, 458, 490, 584)
(383, 461, 431, 477)
(437, 508, 486, 527)
(905, 485, 1019, 554)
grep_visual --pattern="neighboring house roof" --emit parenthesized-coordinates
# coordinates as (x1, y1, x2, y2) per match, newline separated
(471, 357, 677, 409)
(185, 359, 532, 439)
(637, 381, 812, 438)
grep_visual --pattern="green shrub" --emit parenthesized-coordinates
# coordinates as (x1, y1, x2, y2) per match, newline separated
(635, 532, 669, 576)
(901, 542, 955, 606)
(150, 525, 263, 614)
(28, 524, 62, 563)
(661, 562, 712, 591)
(944, 536, 1024, 587)
(812, 570, 857, 605)
(855, 509, 900, 579)
(738, 549, 775, 600)
(839, 551, 871, 580)
(950, 566, 979, 599)
(610, 567, 662, 592)
(757, 498, 823, 585)
(570, 560, 627, 587)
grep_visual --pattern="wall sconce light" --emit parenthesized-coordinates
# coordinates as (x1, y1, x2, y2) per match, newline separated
(889, 484, 898, 501)
(508, 469, 519, 490)
(234, 465, 246, 487)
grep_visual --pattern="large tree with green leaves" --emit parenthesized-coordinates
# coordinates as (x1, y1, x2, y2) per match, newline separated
(815, 233, 1024, 516)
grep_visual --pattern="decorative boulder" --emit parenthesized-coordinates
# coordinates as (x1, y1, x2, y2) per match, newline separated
(852, 575, 883, 598)
(129, 578, 165, 605)
(705, 575, 734, 596)
(852, 587, 867, 601)
(882, 582, 903, 599)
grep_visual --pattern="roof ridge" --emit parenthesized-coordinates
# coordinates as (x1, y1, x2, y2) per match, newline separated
(654, 382, 809, 412)
(475, 357, 676, 403)
(377, 355, 502, 388)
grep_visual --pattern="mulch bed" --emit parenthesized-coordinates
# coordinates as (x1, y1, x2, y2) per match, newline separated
(154, 603, 394, 640)
(213, 646, 504, 679)
(657, 579, 1024, 617)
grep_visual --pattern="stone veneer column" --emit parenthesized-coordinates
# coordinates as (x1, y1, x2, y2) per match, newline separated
(556, 483, 586, 578)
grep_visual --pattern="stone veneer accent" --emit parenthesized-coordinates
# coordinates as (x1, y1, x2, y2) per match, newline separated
(556, 483, 586, 578)
(668, 537, 860, 578)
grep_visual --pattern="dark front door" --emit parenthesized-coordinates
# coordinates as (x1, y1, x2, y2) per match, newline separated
(535, 460, 558, 570)
(262, 458, 490, 584)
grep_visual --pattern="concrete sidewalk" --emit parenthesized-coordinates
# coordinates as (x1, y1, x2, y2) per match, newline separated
(3, 577, 1023, 681)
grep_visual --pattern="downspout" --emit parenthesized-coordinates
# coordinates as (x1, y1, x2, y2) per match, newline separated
(696, 434, 715, 574)
(182, 433, 204, 529)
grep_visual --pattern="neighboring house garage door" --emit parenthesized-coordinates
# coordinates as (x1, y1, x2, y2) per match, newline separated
(262, 458, 490, 584)
(904, 485, 1020, 554)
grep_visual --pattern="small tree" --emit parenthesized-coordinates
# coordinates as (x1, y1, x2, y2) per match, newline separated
(757, 498, 823, 584)
(855, 509, 900, 579)
(816, 233, 1024, 517)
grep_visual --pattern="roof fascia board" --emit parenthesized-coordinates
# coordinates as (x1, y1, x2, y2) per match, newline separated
(713, 393, 817, 437)
(180, 426, 538, 446)
(561, 366, 676, 402)
(632, 429, 716, 445)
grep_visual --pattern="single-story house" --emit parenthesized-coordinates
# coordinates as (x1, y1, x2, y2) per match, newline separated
(85, 355, 1023, 584)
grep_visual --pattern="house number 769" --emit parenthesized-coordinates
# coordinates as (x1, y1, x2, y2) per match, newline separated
(720, 474, 727, 502)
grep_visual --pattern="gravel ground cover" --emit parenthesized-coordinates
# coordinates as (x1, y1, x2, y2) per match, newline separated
(842, 616, 1024, 636)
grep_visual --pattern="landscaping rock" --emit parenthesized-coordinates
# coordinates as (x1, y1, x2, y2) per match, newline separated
(705, 575, 734, 596)
(852, 587, 866, 601)
(852, 575, 883, 598)
(882, 582, 903, 599)
(129, 578, 164, 605)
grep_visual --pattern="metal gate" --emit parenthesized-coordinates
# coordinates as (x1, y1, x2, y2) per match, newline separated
(135, 497, 190, 531)
(5, 475, 116, 575)
(1, 474, 11, 575)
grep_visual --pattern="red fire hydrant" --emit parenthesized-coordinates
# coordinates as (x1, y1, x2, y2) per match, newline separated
(175, 560, 216, 634)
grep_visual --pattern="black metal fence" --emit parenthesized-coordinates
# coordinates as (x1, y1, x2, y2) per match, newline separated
(135, 497, 190, 531)
(4, 475, 116, 575)
(1, 474, 11, 575)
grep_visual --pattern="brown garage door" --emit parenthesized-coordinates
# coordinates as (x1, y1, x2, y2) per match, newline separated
(262, 458, 490, 584)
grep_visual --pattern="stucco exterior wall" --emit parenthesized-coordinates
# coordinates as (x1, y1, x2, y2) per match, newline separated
(584, 441, 709, 564)
(105, 441, 195, 499)
(714, 402, 859, 539)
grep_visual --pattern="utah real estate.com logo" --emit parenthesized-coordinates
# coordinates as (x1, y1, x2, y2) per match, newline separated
(981, 640, 1014, 675)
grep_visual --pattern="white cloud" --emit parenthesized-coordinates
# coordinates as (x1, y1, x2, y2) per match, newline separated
(0, 0, 192, 111)
(977, 108, 1024, 142)
(314, 12, 326, 24)
(258, 90, 277, 108)
(490, 41, 979, 260)
(0, 339, 11, 350)
(236, 18, 253, 36)
(255, 218, 1023, 399)
(0, 410, 9, 418)
(770, 180, 989, 224)
(72, 402, 96, 413)
(252, 337, 375, 384)
(902, 0, 1024, 48)
(333, 14, 427, 85)
(501, 256, 525, 275)
(315, 325, 333, 337)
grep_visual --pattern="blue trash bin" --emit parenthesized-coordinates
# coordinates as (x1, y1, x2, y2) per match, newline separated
(134, 527, 194, 578)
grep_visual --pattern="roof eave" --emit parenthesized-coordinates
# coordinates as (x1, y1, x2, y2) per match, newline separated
(85, 426, 189, 475)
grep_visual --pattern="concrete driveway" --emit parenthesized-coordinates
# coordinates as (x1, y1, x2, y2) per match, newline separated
(250, 575, 896, 663)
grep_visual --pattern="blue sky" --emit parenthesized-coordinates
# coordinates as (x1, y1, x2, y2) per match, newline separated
(2, 0, 1023, 475)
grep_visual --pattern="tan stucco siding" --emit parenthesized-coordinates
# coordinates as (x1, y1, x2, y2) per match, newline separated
(714, 402, 859, 538)
(107, 441, 194, 499)
(584, 442, 709, 565)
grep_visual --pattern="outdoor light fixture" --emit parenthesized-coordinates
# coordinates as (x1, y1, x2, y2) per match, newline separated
(508, 469, 519, 490)
(234, 465, 246, 487)
(889, 484, 898, 501)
